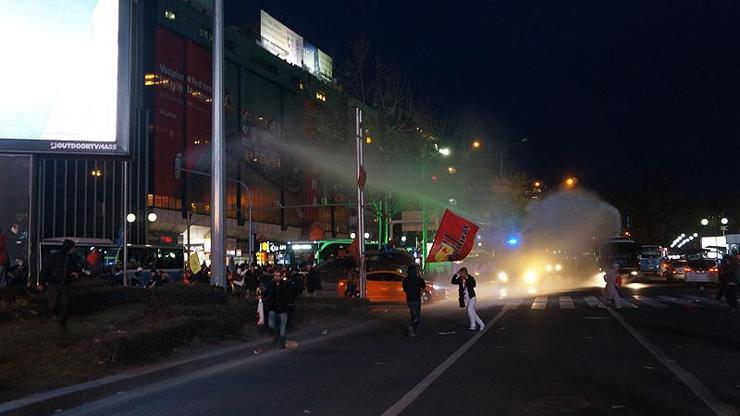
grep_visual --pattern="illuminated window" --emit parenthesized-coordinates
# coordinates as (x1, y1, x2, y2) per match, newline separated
(315, 91, 327, 102)
(164, 10, 176, 20)
(298, 81, 304, 90)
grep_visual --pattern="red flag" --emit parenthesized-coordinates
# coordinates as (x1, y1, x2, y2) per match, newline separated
(87, 249, 100, 267)
(347, 237, 360, 265)
(426, 209, 479, 263)
(357, 165, 367, 189)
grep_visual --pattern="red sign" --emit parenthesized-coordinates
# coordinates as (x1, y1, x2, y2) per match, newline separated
(426, 209, 479, 263)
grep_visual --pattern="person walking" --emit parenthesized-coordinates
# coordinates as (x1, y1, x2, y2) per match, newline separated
(724, 253, 738, 310)
(604, 262, 623, 309)
(716, 253, 734, 301)
(452, 267, 485, 331)
(306, 264, 322, 297)
(0, 227, 8, 288)
(40, 239, 80, 328)
(264, 269, 293, 348)
(402, 265, 426, 337)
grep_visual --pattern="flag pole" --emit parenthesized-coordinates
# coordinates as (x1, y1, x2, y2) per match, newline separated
(355, 107, 366, 299)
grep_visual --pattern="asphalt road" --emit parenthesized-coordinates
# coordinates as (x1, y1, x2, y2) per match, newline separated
(60, 281, 740, 416)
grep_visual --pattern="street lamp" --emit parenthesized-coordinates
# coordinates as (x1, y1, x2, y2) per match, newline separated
(421, 144, 450, 271)
(126, 213, 136, 223)
(700, 218, 709, 226)
(564, 177, 578, 188)
(498, 138, 529, 177)
(438, 147, 451, 156)
(721, 217, 729, 225)
(147, 212, 158, 223)
(363, 232, 370, 239)
(350, 232, 357, 239)
(472, 140, 481, 149)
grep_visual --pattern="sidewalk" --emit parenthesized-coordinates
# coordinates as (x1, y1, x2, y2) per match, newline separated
(0, 302, 368, 416)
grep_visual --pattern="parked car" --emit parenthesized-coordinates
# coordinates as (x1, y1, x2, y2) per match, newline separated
(336, 269, 441, 303)
(684, 259, 719, 284)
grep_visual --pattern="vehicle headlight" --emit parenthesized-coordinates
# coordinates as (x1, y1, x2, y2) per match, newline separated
(555, 264, 562, 271)
(524, 271, 538, 284)
(545, 264, 553, 272)
(630, 271, 638, 276)
(497, 272, 508, 282)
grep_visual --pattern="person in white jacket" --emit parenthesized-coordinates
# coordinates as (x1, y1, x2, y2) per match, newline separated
(604, 262, 623, 309)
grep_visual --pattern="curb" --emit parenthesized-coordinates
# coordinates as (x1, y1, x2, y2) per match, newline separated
(0, 312, 370, 416)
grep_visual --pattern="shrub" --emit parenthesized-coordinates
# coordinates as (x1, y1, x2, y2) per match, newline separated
(66, 287, 150, 315)
(148, 285, 227, 307)
(94, 318, 198, 365)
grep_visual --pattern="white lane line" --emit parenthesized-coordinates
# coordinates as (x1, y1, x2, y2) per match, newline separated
(632, 295, 668, 308)
(507, 298, 524, 308)
(559, 296, 575, 309)
(381, 307, 509, 416)
(683, 295, 728, 308)
(584, 296, 605, 308)
(606, 307, 738, 416)
(531, 296, 548, 309)
(658, 295, 699, 308)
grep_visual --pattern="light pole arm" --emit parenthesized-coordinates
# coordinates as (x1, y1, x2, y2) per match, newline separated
(177, 167, 254, 265)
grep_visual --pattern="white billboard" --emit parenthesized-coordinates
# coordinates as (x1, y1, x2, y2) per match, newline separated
(260, 10, 303, 68)
(318, 48, 333, 82)
(0, 0, 131, 155)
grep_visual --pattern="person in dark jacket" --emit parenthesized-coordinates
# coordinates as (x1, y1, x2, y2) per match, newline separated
(41, 239, 80, 327)
(724, 253, 738, 310)
(306, 264, 322, 296)
(402, 265, 426, 337)
(716, 254, 734, 301)
(264, 269, 293, 348)
(452, 267, 485, 331)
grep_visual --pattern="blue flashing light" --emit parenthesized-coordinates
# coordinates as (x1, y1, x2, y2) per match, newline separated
(505, 234, 521, 248)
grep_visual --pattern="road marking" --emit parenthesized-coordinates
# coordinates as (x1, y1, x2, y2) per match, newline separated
(583, 296, 605, 308)
(632, 295, 668, 308)
(617, 299, 638, 309)
(532, 296, 548, 309)
(507, 298, 524, 308)
(682, 295, 727, 308)
(381, 307, 509, 416)
(658, 295, 700, 308)
(559, 296, 575, 309)
(606, 307, 738, 416)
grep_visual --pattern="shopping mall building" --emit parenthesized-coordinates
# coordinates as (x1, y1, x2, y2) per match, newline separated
(29, 0, 381, 274)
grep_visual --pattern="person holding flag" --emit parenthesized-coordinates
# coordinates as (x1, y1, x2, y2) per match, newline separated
(452, 267, 485, 331)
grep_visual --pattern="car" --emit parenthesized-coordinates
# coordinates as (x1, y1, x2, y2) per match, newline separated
(684, 259, 718, 284)
(336, 269, 440, 303)
(665, 259, 689, 280)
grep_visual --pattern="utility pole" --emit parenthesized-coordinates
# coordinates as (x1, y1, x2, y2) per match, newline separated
(210, 0, 226, 287)
(355, 108, 367, 299)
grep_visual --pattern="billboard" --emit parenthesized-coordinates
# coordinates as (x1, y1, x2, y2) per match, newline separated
(303, 42, 319, 77)
(260, 10, 303, 67)
(0, 0, 131, 155)
(317, 48, 333, 82)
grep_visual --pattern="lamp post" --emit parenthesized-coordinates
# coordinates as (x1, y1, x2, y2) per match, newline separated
(498, 138, 529, 177)
(700, 216, 730, 237)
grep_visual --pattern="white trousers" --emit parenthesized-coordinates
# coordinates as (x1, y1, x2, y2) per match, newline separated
(466, 296, 485, 329)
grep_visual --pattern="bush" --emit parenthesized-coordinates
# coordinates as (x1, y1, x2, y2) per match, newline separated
(94, 317, 198, 365)
(149, 285, 227, 307)
(66, 286, 150, 315)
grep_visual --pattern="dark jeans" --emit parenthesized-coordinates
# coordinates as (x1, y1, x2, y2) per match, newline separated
(715, 279, 727, 300)
(407, 301, 421, 333)
(725, 284, 737, 309)
(47, 283, 69, 326)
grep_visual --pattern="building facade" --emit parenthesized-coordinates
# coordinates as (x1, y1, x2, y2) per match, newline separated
(33, 0, 375, 271)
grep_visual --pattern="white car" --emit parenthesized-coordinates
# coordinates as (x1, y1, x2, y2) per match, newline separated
(684, 259, 718, 284)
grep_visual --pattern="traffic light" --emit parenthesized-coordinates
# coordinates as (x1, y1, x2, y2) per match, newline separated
(174, 153, 182, 180)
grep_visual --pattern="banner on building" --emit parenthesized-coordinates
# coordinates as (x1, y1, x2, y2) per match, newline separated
(426, 210, 479, 263)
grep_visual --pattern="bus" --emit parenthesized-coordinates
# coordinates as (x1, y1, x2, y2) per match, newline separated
(599, 238, 639, 276)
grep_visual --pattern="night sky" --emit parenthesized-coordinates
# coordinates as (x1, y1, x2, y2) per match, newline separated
(225, 0, 740, 202)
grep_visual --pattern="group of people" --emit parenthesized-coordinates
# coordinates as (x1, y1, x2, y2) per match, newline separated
(401, 265, 485, 337)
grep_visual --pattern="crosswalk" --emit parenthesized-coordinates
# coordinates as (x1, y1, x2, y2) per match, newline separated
(489, 294, 732, 311)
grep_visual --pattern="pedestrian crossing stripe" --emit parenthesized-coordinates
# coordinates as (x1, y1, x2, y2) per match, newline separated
(499, 295, 731, 310)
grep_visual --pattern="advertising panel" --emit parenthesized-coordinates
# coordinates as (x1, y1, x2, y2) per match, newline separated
(318, 49, 333, 82)
(153, 26, 186, 198)
(260, 10, 303, 67)
(303, 42, 319, 77)
(0, 0, 131, 155)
